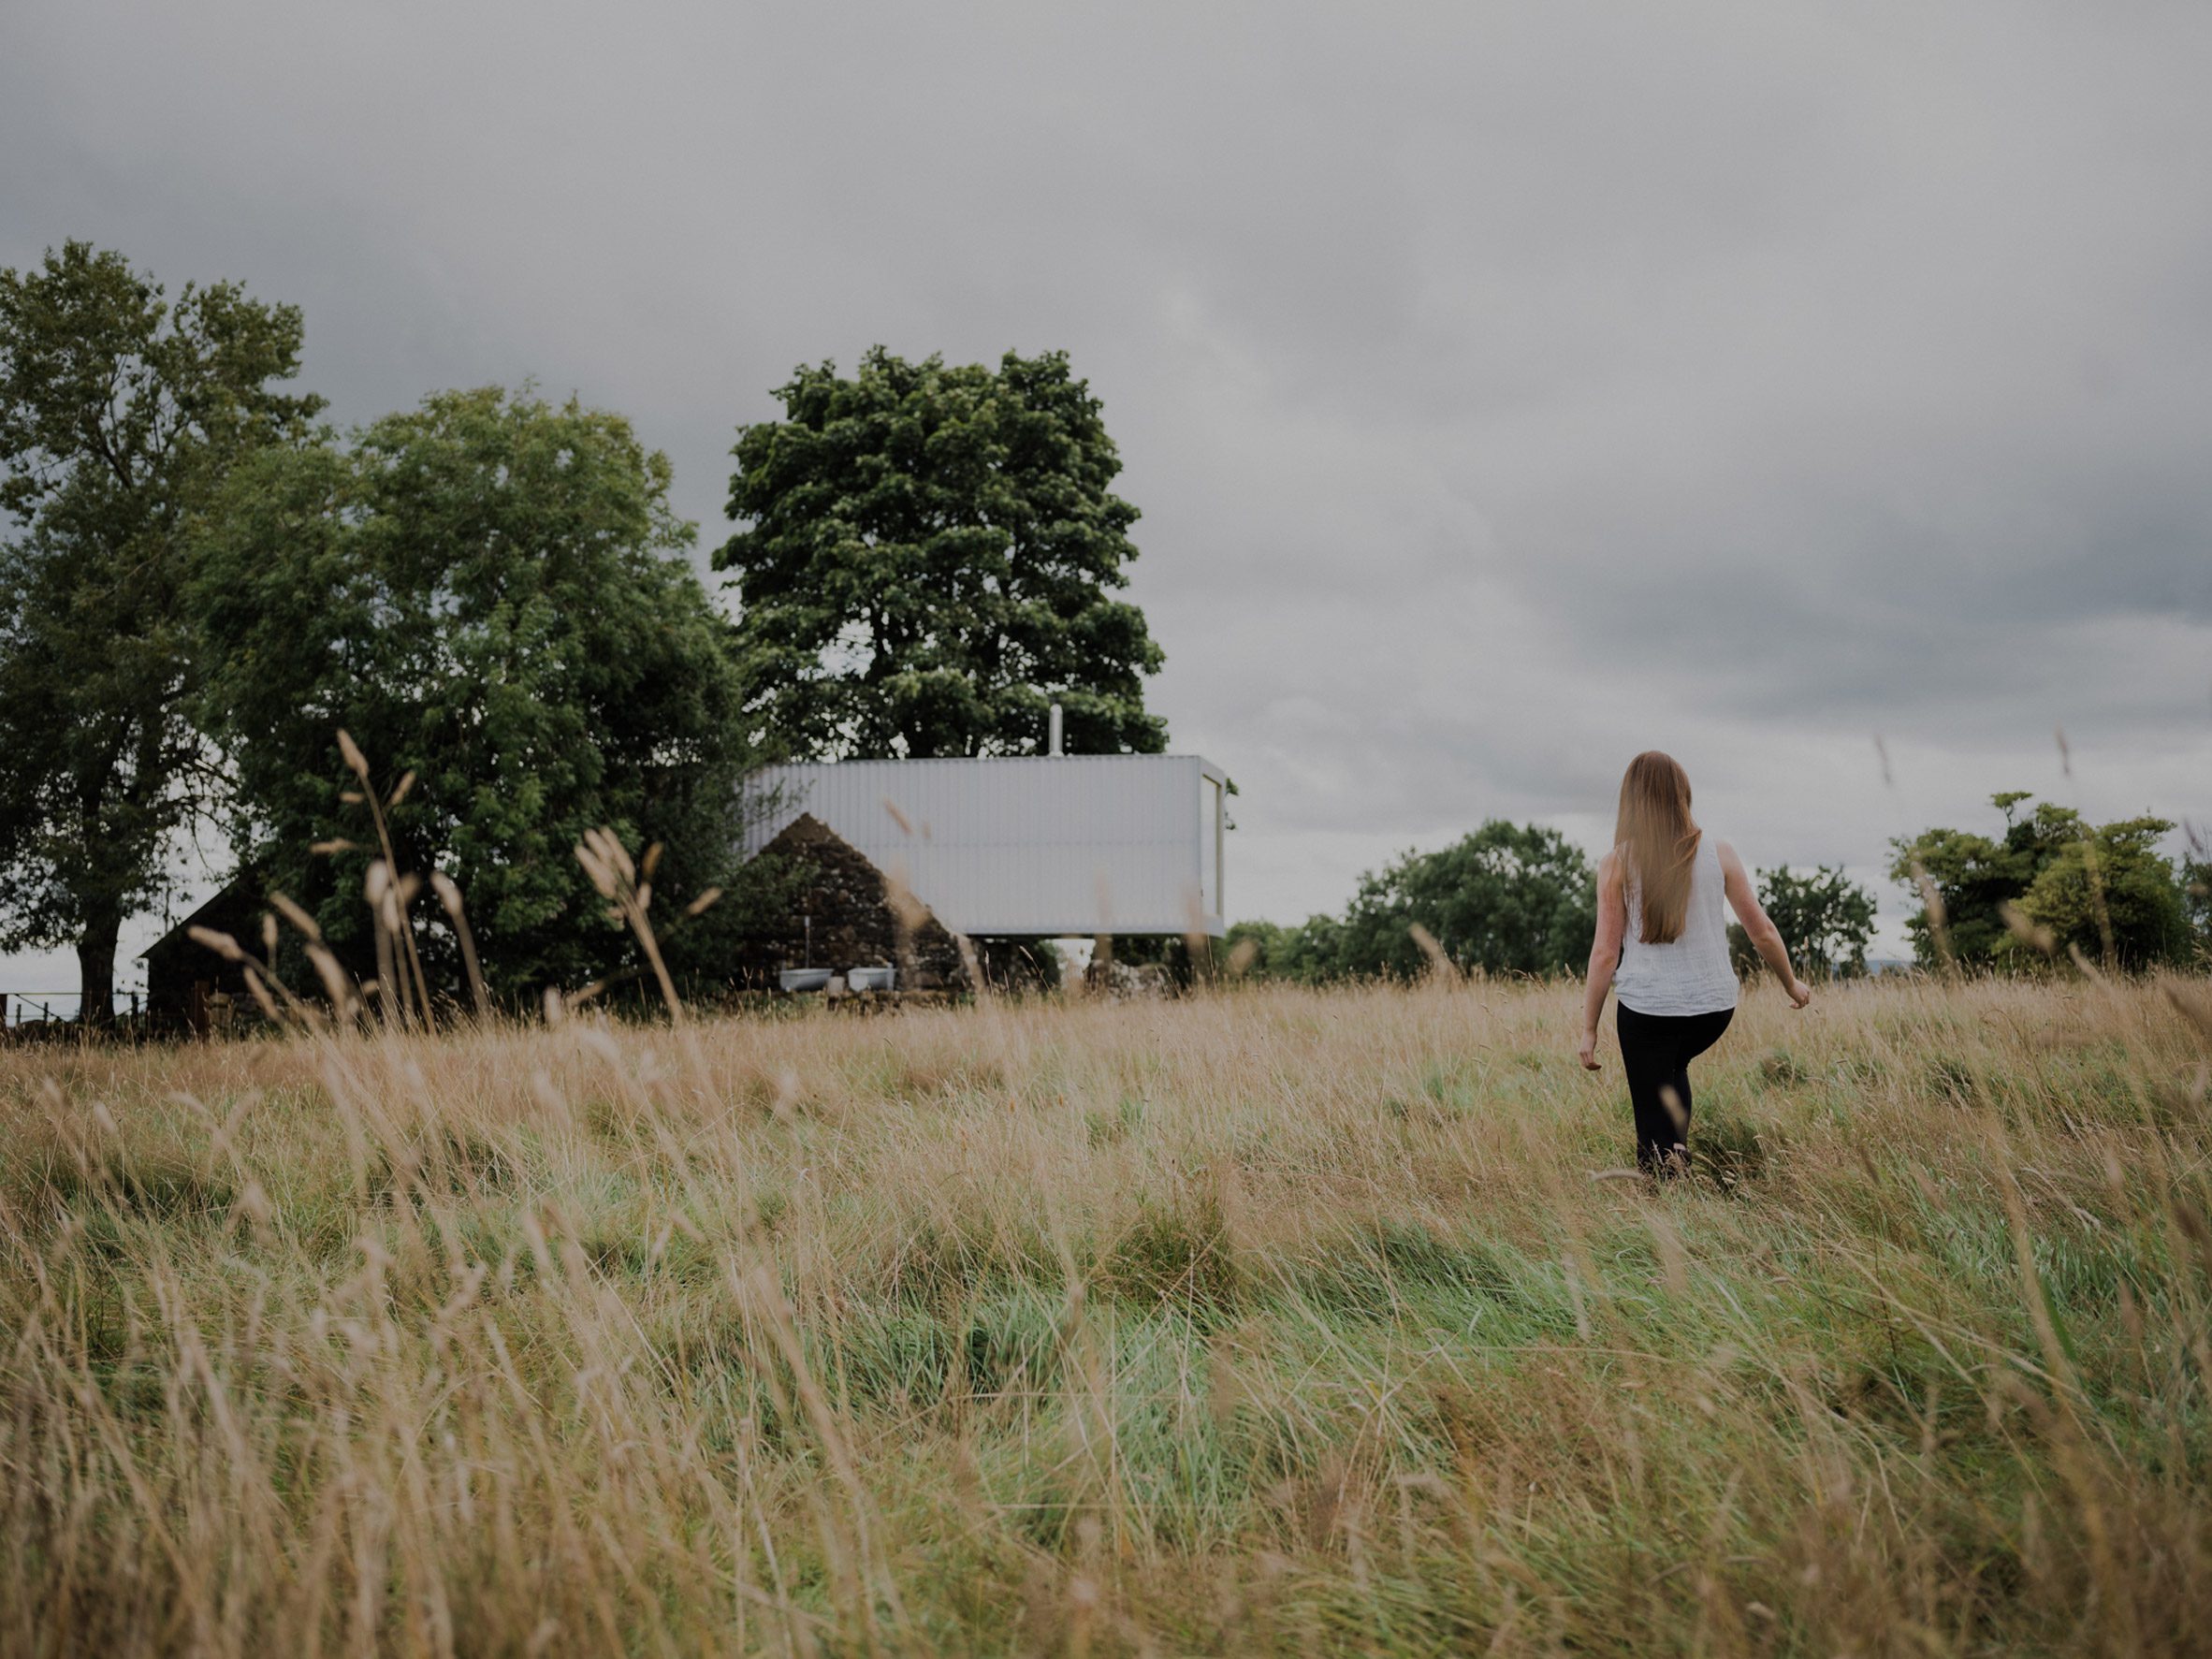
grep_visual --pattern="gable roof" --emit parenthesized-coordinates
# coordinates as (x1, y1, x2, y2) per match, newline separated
(140, 876, 263, 961)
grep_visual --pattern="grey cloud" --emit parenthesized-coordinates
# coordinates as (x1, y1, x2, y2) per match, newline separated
(2, 0, 2208, 953)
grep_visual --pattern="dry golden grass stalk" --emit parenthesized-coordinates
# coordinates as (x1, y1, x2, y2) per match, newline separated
(575, 825, 683, 1022)
(428, 871, 489, 1022)
(1406, 921, 1461, 983)
(2000, 898, 2058, 956)
(341, 730, 436, 1032)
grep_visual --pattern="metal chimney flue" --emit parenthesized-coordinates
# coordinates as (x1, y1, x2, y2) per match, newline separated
(1048, 702, 1064, 756)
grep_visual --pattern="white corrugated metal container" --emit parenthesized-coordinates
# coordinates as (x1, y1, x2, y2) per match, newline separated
(742, 756, 1229, 937)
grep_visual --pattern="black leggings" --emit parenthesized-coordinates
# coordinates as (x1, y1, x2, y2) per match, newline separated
(1616, 1003, 1734, 1171)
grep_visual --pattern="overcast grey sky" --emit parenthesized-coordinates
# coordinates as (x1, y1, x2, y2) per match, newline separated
(5, 0, 2210, 994)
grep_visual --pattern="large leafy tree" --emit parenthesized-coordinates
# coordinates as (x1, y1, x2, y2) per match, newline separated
(1727, 865, 1877, 980)
(1328, 822, 1597, 979)
(1890, 793, 2190, 969)
(1887, 793, 2083, 965)
(0, 242, 320, 1021)
(2015, 816, 2190, 969)
(718, 347, 1165, 759)
(194, 386, 761, 1002)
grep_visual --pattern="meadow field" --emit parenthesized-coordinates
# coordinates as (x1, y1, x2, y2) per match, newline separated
(3, 974, 2208, 1656)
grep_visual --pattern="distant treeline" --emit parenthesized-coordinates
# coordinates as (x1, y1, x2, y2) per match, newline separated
(1227, 796, 2209, 984)
(1223, 822, 1885, 985)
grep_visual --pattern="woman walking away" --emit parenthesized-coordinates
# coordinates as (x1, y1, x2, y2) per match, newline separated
(1578, 751, 1811, 1174)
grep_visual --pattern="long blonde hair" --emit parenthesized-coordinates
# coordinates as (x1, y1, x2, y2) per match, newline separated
(1615, 750, 1701, 944)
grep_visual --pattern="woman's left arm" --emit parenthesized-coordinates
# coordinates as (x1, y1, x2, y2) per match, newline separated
(1579, 851, 1625, 1070)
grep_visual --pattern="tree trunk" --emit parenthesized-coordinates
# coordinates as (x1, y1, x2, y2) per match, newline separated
(78, 910, 120, 1026)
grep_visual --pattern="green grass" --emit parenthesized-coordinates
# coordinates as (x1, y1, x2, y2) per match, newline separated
(2, 973, 2209, 1653)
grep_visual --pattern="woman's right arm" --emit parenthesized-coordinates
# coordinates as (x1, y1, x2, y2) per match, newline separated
(1579, 851, 1626, 1069)
(1718, 840, 1812, 1008)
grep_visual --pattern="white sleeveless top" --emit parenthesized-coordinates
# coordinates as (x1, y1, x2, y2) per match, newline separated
(1614, 837, 1739, 1017)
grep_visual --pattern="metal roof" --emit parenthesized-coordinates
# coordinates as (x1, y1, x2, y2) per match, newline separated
(742, 754, 1228, 937)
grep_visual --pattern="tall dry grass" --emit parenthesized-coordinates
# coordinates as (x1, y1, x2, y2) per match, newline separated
(3, 973, 2208, 1654)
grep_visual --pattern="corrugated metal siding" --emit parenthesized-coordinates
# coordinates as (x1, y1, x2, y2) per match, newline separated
(742, 756, 1226, 936)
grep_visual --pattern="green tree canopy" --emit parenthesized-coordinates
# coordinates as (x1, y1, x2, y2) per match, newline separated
(1336, 822, 1596, 978)
(1888, 795, 2085, 965)
(1232, 822, 1595, 982)
(718, 348, 1165, 760)
(1890, 793, 2190, 970)
(2184, 835, 2211, 963)
(1222, 915, 1347, 984)
(1727, 865, 1877, 980)
(0, 241, 320, 1020)
(2016, 816, 2190, 969)
(193, 386, 761, 1002)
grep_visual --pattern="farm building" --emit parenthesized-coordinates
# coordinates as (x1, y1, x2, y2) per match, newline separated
(133, 752, 1232, 1013)
(141, 878, 269, 1035)
(739, 753, 1229, 972)
(732, 811, 972, 991)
